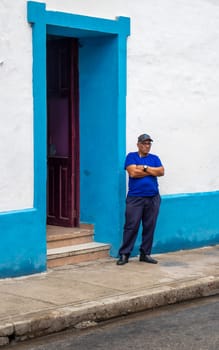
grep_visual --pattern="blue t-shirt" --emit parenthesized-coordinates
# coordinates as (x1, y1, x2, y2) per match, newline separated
(125, 152, 162, 197)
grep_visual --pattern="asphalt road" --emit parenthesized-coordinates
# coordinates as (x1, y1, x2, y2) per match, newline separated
(6, 295, 219, 350)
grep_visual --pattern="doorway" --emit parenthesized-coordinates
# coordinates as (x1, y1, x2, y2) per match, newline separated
(46, 36, 79, 227)
(27, 2, 130, 263)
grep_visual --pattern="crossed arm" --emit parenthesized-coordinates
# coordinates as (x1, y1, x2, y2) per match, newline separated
(126, 164, 165, 178)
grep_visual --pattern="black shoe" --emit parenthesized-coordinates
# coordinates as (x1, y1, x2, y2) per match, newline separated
(139, 254, 158, 264)
(116, 254, 129, 265)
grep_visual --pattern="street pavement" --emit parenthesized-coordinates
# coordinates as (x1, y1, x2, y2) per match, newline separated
(0, 245, 218, 347)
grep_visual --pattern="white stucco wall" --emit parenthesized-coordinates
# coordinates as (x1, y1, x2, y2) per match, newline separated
(0, 0, 33, 211)
(1, 0, 219, 211)
(126, 0, 219, 196)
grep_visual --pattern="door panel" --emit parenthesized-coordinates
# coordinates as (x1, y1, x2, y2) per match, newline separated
(48, 97, 69, 157)
(47, 37, 79, 227)
(47, 157, 70, 224)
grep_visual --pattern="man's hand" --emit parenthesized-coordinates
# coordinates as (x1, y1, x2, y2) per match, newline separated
(126, 165, 164, 178)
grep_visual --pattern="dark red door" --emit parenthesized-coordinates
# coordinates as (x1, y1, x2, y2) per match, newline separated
(46, 37, 79, 227)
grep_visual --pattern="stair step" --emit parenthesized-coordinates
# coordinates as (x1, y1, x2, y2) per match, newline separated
(47, 242, 111, 268)
(47, 225, 93, 249)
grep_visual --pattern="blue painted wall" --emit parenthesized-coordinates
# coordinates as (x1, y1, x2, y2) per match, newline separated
(79, 36, 126, 256)
(131, 191, 219, 257)
(154, 191, 219, 253)
(0, 209, 46, 278)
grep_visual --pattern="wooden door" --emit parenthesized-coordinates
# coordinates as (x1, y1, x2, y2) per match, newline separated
(46, 37, 79, 227)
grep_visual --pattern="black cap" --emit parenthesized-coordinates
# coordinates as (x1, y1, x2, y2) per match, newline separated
(137, 134, 153, 143)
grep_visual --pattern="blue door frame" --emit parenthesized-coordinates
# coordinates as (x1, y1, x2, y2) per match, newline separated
(27, 0, 130, 257)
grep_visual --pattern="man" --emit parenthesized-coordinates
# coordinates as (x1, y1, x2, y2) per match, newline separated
(117, 133, 164, 265)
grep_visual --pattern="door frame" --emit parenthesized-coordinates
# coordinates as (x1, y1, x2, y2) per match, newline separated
(27, 1, 130, 257)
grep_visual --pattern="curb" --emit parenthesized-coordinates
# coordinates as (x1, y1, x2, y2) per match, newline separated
(0, 276, 218, 346)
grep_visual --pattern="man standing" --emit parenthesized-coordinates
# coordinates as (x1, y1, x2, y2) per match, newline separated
(117, 133, 164, 265)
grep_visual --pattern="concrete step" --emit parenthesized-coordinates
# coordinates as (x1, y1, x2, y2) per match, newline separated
(47, 242, 111, 268)
(47, 225, 93, 249)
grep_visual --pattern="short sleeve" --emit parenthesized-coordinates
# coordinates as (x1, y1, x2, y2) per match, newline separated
(124, 153, 137, 169)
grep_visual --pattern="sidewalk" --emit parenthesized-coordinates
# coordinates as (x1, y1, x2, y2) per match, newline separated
(0, 245, 218, 346)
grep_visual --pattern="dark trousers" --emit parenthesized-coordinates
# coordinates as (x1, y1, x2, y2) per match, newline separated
(118, 194, 161, 256)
